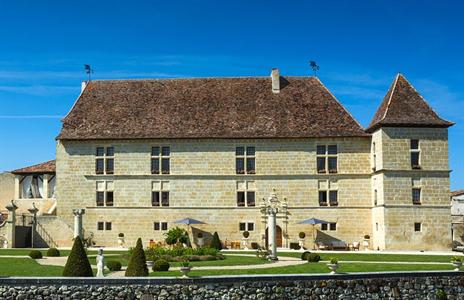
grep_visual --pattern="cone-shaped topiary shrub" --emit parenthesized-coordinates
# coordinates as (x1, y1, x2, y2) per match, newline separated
(125, 238, 148, 277)
(62, 236, 93, 277)
(210, 232, 222, 250)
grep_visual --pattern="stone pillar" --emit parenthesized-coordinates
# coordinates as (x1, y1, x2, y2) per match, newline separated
(5, 201, 18, 248)
(73, 209, 85, 239)
(43, 174, 50, 199)
(14, 176, 20, 200)
(267, 211, 277, 260)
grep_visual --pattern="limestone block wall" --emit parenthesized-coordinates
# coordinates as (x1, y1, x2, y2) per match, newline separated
(380, 127, 449, 171)
(384, 207, 451, 250)
(371, 206, 386, 250)
(0, 172, 14, 211)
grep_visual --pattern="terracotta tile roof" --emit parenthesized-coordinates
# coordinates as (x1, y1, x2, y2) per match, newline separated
(451, 190, 464, 197)
(366, 74, 454, 132)
(57, 76, 369, 140)
(11, 160, 56, 174)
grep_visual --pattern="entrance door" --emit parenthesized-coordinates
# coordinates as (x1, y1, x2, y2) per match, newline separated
(265, 225, 283, 248)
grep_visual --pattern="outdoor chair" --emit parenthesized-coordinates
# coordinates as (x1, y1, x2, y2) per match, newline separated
(352, 242, 360, 251)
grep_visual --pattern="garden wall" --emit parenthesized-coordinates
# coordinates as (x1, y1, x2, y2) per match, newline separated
(0, 271, 463, 299)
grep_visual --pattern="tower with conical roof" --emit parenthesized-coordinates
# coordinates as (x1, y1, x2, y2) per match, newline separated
(367, 74, 453, 250)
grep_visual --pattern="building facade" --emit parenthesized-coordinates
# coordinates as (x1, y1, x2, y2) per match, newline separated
(50, 72, 454, 250)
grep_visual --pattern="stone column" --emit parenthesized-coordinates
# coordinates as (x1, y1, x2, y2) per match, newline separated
(73, 209, 85, 239)
(267, 211, 277, 260)
(14, 176, 20, 200)
(43, 174, 50, 199)
(5, 201, 18, 248)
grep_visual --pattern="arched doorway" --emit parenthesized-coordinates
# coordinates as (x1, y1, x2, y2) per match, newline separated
(265, 225, 283, 248)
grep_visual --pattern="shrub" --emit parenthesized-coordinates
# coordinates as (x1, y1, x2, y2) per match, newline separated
(46, 248, 60, 257)
(452, 256, 462, 262)
(199, 255, 216, 261)
(307, 253, 321, 263)
(152, 259, 170, 272)
(144, 246, 219, 261)
(243, 231, 250, 238)
(436, 289, 447, 300)
(299, 232, 306, 239)
(164, 227, 188, 245)
(290, 243, 300, 250)
(29, 250, 43, 259)
(106, 260, 122, 271)
(329, 257, 338, 264)
(210, 232, 222, 250)
(62, 236, 93, 277)
(301, 251, 311, 261)
(364, 235, 370, 239)
(118, 233, 124, 238)
(251, 242, 259, 249)
(125, 238, 148, 277)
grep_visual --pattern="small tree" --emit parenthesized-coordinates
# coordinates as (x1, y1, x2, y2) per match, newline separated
(164, 227, 189, 246)
(210, 231, 222, 250)
(125, 238, 148, 277)
(62, 236, 93, 277)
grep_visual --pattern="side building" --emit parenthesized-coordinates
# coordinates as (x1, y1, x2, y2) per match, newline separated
(53, 71, 453, 250)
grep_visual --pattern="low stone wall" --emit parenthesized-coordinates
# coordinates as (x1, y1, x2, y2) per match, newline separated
(0, 271, 463, 299)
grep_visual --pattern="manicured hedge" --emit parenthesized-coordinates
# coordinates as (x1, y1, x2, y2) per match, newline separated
(29, 250, 43, 259)
(152, 259, 170, 272)
(106, 260, 122, 271)
(46, 248, 60, 257)
(307, 253, 321, 263)
(62, 237, 93, 277)
(125, 238, 148, 277)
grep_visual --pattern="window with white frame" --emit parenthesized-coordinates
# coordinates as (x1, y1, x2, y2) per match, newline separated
(20, 175, 44, 199)
(412, 178, 421, 205)
(152, 181, 169, 207)
(316, 144, 338, 174)
(236, 180, 255, 207)
(151, 146, 170, 174)
(96, 181, 114, 207)
(236, 146, 255, 174)
(239, 222, 254, 231)
(321, 222, 337, 231)
(154, 221, 168, 231)
(414, 222, 421, 232)
(410, 139, 421, 169)
(318, 180, 338, 206)
(96, 146, 114, 174)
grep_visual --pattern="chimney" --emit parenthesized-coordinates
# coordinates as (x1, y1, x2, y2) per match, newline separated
(270, 68, 280, 93)
(81, 81, 87, 92)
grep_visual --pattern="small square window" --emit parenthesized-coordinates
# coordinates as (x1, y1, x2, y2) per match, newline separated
(151, 147, 160, 156)
(154, 222, 160, 230)
(106, 147, 114, 156)
(236, 147, 245, 156)
(316, 145, 326, 155)
(161, 222, 168, 231)
(97, 222, 104, 230)
(105, 222, 112, 230)
(161, 146, 170, 156)
(414, 222, 421, 232)
(321, 223, 328, 231)
(96, 147, 105, 156)
(246, 147, 255, 156)
(410, 139, 419, 150)
(327, 145, 337, 155)
(239, 222, 246, 231)
(329, 222, 337, 231)
(247, 223, 254, 231)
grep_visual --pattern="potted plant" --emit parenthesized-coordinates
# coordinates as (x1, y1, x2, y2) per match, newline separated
(117, 233, 125, 247)
(242, 231, 250, 250)
(451, 256, 462, 271)
(298, 232, 306, 249)
(363, 234, 370, 250)
(327, 257, 339, 274)
(180, 260, 191, 278)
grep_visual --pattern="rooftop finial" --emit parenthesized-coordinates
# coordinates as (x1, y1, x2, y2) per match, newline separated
(84, 64, 93, 82)
(309, 61, 319, 77)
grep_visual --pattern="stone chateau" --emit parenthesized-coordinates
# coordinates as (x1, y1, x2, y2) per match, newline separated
(1, 70, 454, 250)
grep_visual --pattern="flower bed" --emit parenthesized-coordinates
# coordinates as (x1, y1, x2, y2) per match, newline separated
(142, 247, 224, 262)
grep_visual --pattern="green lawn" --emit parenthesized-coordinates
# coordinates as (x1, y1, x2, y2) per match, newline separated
(0, 258, 64, 277)
(150, 261, 455, 277)
(89, 254, 271, 267)
(223, 251, 459, 263)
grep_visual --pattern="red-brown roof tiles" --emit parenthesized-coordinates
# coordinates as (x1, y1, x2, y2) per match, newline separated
(57, 76, 369, 140)
(366, 74, 454, 132)
(11, 160, 56, 175)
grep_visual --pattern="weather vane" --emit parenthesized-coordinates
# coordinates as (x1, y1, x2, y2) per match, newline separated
(84, 64, 93, 82)
(309, 61, 319, 77)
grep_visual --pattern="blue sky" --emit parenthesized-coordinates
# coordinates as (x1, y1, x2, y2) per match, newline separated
(0, 1, 463, 189)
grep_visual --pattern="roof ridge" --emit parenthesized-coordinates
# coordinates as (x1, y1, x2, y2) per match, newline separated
(313, 76, 366, 131)
(88, 75, 318, 82)
(380, 73, 400, 123)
